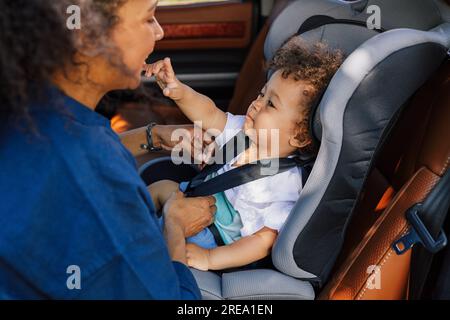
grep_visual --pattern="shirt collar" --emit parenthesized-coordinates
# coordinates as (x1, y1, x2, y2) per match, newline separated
(47, 86, 110, 128)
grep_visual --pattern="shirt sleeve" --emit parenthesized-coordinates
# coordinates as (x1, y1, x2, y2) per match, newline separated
(68, 149, 202, 300)
(0, 105, 201, 300)
(262, 201, 295, 232)
(237, 199, 295, 237)
(172, 262, 201, 299)
(214, 112, 246, 149)
(50, 132, 201, 299)
(73, 234, 201, 300)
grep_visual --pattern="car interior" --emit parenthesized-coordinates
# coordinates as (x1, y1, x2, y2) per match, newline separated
(109, 0, 450, 300)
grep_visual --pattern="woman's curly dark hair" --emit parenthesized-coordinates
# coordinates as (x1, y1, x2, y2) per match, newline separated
(0, 0, 126, 130)
(268, 36, 344, 155)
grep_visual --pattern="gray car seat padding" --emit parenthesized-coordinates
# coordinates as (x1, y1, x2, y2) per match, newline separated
(273, 28, 449, 285)
(265, 0, 445, 61)
(431, 22, 450, 42)
(190, 268, 315, 300)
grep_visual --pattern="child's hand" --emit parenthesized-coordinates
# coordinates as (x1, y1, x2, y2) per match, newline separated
(186, 243, 210, 271)
(144, 57, 184, 101)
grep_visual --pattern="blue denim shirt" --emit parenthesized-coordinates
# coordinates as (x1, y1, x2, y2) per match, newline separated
(0, 88, 200, 299)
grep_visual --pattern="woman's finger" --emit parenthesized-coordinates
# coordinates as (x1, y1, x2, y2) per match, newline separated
(143, 64, 153, 78)
(205, 196, 216, 207)
(150, 60, 165, 78)
(161, 143, 173, 151)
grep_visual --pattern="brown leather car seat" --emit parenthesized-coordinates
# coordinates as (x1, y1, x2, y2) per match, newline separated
(319, 60, 450, 300)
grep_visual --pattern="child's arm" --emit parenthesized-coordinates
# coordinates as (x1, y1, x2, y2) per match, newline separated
(185, 227, 278, 271)
(145, 58, 227, 132)
(147, 180, 180, 212)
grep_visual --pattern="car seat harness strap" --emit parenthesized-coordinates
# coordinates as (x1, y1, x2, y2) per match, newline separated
(179, 131, 315, 197)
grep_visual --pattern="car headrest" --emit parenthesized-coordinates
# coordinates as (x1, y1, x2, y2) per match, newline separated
(265, 0, 447, 61)
(272, 27, 449, 286)
(308, 22, 450, 145)
(267, 0, 450, 150)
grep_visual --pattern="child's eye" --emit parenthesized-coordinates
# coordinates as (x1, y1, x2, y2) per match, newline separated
(147, 17, 156, 24)
(258, 91, 265, 98)
(268, 100, 275, 108)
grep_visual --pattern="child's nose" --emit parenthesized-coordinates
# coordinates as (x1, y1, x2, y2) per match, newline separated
(251, 100, 262, 112)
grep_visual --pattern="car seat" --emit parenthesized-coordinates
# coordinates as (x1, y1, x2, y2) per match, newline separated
(139, 0, 450, 299)
(319, 57, 450, 300)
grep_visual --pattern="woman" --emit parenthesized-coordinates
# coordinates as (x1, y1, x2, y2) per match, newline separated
(0, 0, 215, 299)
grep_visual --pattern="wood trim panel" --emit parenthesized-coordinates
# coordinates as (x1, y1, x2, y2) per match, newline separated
(155, 2, 253, 50)
(162, 22, 246, 40)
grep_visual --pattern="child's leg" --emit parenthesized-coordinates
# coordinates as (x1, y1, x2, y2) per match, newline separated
(147, 180, 179, 212)
(187, 228, 218, 250)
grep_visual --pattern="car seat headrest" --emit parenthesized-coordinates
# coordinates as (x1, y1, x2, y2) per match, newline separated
(297, 14, 386, 35)
(265, 0, 447, 62)
(307, 21, 450, 150)
(266, 0, 449, 162)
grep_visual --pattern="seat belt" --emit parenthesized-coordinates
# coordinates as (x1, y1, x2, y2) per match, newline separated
(182, 157, 312, 197)
(180, 132, 315, 197)
(392, 169, 450, 299)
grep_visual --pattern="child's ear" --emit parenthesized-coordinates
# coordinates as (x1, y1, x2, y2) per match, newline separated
(289, 127, 311, 149)
(289, 135, 310, 149)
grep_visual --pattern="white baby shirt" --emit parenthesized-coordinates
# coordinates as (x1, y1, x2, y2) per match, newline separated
(213, 112, 303, 237)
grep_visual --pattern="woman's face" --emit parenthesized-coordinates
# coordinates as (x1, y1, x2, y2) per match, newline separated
(110, 0, 163, 89)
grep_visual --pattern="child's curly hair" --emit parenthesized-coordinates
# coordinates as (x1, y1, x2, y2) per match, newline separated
(268, 36, 344, 155)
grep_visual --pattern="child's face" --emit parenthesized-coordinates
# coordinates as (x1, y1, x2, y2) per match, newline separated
(244, 70, 312, 157)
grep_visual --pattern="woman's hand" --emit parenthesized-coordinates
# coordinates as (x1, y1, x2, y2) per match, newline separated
(186, 243, 210, 271)
(162, 191, 215, 264)
(153, 124, 216, 165)
(163, 190, 216, 238)
(144, 57, 186, 101)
